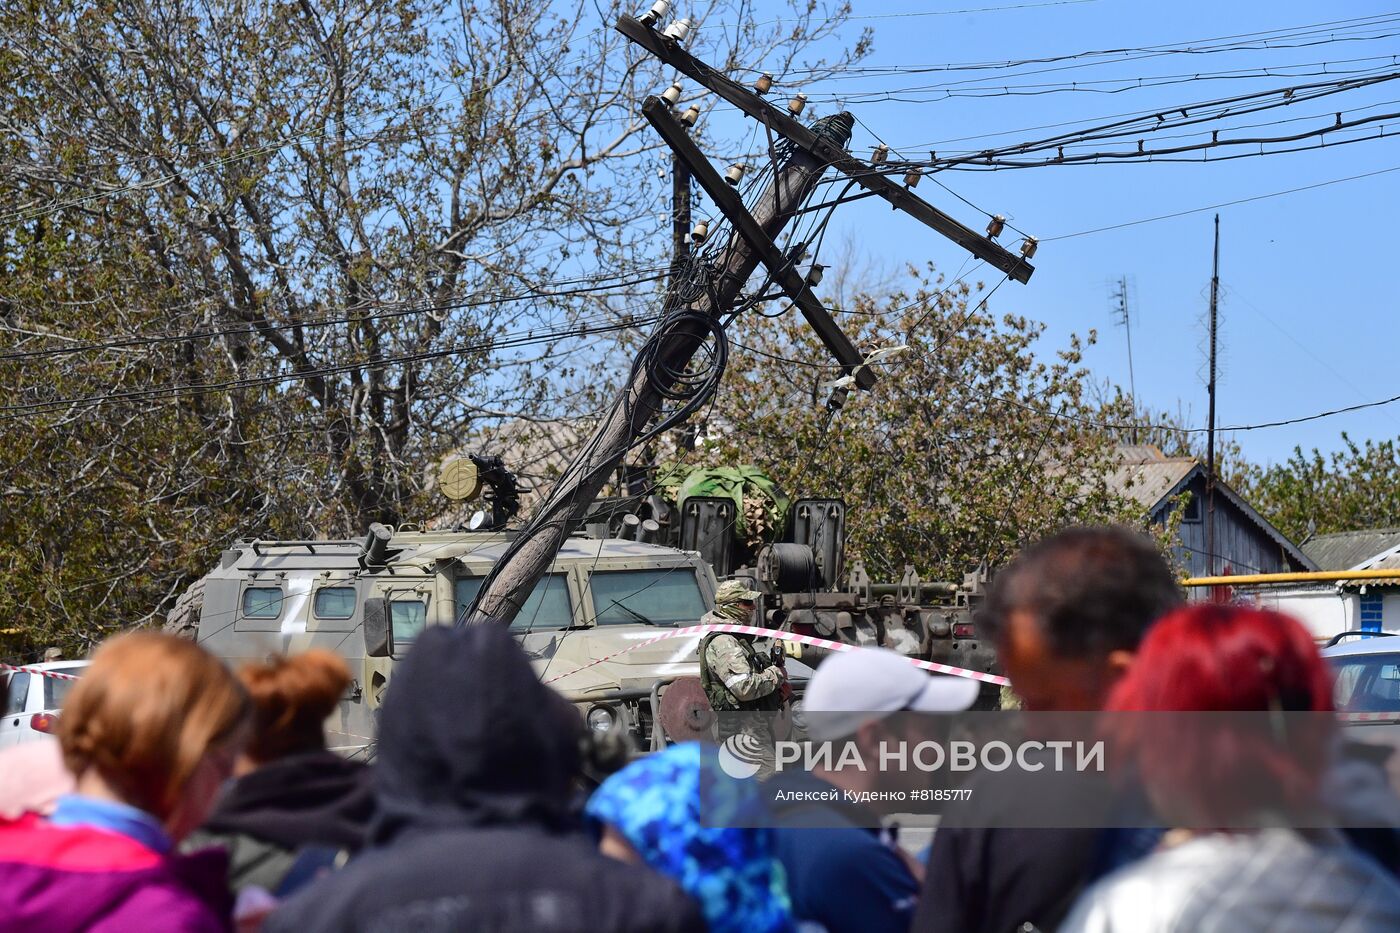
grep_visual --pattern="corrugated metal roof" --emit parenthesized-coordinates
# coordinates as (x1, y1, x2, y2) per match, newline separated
(1357, 550, 1400, 574)
(1302, 529, 1400, 572)
(1114, 443, 1169, 463)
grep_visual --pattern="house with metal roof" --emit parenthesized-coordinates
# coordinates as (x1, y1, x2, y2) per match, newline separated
(1302, 529, 1400, 577)
(1105, 446, 1315, 580)
(1294, 529, 1400, 634)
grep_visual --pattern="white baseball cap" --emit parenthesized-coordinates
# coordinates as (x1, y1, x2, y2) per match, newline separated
(801, 647, 981, 741)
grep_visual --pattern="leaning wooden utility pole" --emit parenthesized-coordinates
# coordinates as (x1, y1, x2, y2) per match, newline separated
(670, 153, 691, 283)
(465, 9, 1035, 627)
(671, 150, 697, 453)
(467, 112, 850, 625)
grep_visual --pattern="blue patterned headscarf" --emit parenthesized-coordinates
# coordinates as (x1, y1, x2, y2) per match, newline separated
(585, 742, 794, 933)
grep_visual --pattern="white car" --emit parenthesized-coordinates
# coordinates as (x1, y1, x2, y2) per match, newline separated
(1322, 633, 1400, 791)
(0, 662, 88, 748)
(1325, 632, 1400, 715)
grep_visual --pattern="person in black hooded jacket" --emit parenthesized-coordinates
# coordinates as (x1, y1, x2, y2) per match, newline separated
(263, 623, 706, 933)
(188, 649, 374, 896)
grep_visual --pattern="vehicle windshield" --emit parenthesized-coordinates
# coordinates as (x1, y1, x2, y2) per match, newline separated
(589, 568, 706, 627)
(43, 666, 85, 710)
(1331, 652, 1400, 713)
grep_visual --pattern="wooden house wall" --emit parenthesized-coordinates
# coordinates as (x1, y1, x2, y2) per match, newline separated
(1153, 474, 1299, 578)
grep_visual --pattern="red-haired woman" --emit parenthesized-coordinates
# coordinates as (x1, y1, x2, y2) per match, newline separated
(0, 632, 251, 931)
(1062, 604, 1400, 932)
(190, 650, 373, 897)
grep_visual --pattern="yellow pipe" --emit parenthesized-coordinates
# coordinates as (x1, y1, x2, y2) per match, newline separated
(1182, 569, 1400, 587)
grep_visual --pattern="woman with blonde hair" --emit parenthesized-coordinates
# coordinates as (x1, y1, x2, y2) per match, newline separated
(0, 631, 250, 931)
(190, 649, 373, 895)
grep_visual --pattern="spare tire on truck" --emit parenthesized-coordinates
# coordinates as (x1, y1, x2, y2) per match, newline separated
(164, 576, 206, 641)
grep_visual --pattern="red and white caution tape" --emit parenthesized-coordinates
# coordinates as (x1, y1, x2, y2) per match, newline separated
(542, 622, 1008, 687)
(1338, 712, 1400, 723)
(0, 663, 81, 681)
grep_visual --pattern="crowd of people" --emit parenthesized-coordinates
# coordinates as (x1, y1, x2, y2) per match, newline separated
(2, 525, 1400, 931)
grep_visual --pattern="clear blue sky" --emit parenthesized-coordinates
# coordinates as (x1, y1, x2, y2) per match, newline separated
(727, 0, 1400, 467)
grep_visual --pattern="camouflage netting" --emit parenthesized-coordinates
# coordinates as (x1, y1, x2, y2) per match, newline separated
(673, 466, 791, 554)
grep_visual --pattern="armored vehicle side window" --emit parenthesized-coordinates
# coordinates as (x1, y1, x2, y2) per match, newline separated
(391, 598, 428, 646)
(455, 573, 572, 632)
(314, 586, 356, 620)
(242, 587, 284, 619)
(590, 569, 706, 626)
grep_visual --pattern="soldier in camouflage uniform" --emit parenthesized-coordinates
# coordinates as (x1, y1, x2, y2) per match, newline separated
(699, 581, 790, 769)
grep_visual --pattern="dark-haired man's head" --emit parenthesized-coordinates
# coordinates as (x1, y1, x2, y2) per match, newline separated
(980, 526, 1182, 712)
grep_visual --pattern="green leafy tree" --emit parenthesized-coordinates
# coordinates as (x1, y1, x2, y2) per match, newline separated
(1089, 384, 1249, 482)
(1233, 435, 1400, 541)
(690, 267, 1152, 580)
(0, 0, 865, 656)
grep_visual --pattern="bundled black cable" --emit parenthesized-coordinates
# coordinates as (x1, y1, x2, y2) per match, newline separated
(630, 304, 729, 446)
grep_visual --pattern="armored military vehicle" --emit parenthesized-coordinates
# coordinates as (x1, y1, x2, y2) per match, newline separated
(172, 523, 811, 755)
(166, 456, 823, 754)
(170, 455, 994, 757)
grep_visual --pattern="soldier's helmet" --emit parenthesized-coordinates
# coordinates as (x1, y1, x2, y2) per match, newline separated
(715, 580, 761, 606)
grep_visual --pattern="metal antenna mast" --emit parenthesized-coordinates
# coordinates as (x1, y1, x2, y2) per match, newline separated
(1112, 275, 1138, 444)
(1206, 214, 1220, 577)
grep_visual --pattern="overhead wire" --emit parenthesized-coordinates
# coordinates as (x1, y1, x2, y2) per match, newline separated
(728, 259, 1400, 439)
(805, 52, 1400, 104)
(898, 69, 1400, 169)
(0, 310, 664, 421)
(913, 107, 1400, 170)
(1044, 162, 1400, 240)
(2, 0, 879, 231)
(0, 266, 671, 363)
(765, 12, 1400, 82)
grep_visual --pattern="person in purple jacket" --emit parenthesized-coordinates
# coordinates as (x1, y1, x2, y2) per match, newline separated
(0, 631, 251, 932)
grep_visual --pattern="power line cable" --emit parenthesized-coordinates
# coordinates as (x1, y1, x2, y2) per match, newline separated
(931, 111, 1400, 170)
(767, 12, 1400, 82)
(806, 51, 1400, 103)
(0, 267, 669, 363)
(0, 312, 662, 421)
(727, 268, 1400, 437)
(1044, 162, 1400, 240)
(908, 69, 1400, 168)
